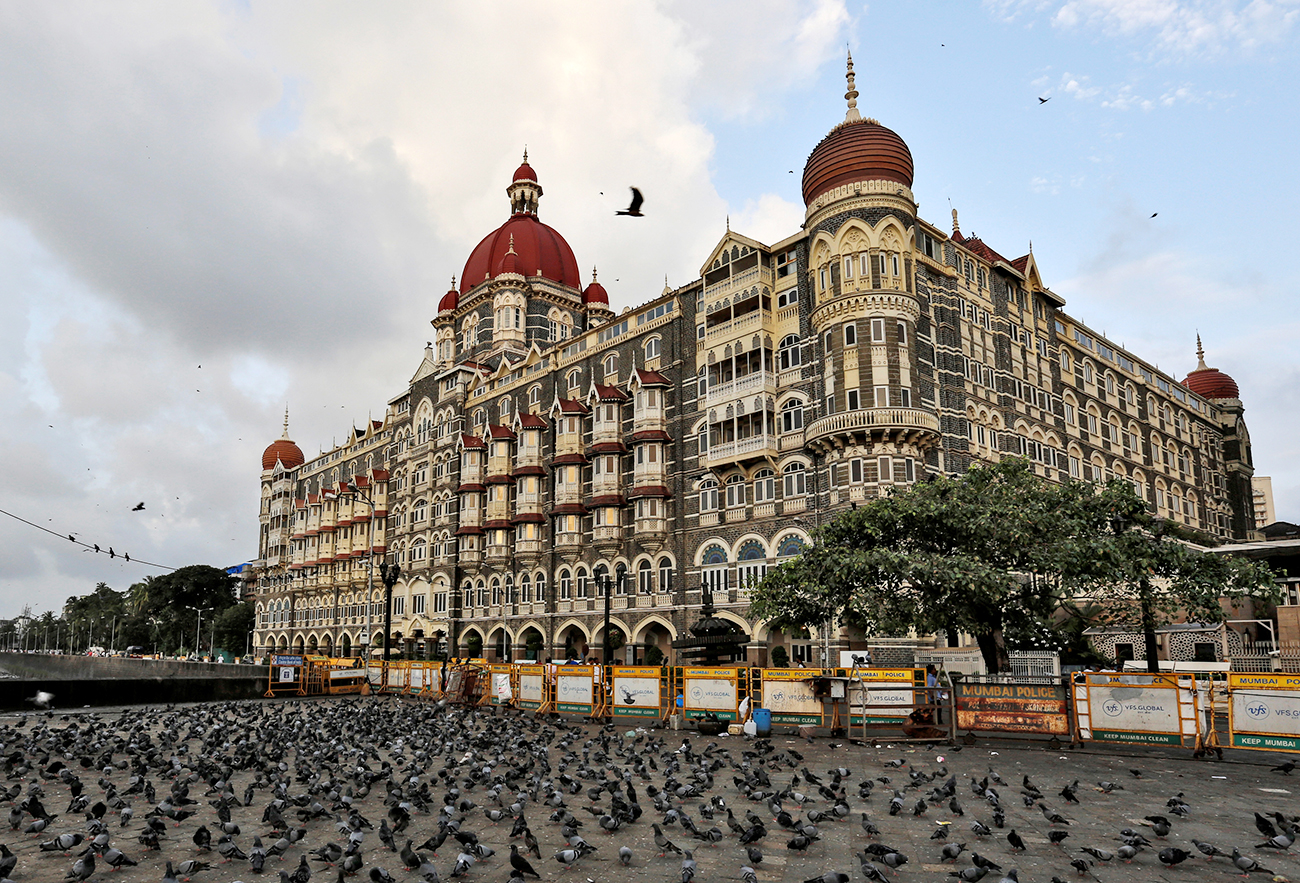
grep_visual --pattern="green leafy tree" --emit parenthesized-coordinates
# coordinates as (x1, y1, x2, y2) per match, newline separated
(213, 603, 255, 656)
(120, 565, 240, 655)
(1067, 485, 1278, 673)
(752, 459, 1124, 672)
(751, 458, 1276, 673)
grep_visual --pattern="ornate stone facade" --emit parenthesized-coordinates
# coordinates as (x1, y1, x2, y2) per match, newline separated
(252, 62, 1257, 665)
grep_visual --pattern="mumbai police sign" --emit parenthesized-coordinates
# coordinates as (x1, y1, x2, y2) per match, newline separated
(1229, 673, 1300, 752)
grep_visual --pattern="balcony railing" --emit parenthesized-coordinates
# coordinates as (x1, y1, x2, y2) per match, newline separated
(705, 370, 777, 408)
(593, 526, 623, 545)
(805, 407, 940, 445)
(705, 433, 779, 466)
(703, 264, 772, 301)
(705, 308, 773, 345)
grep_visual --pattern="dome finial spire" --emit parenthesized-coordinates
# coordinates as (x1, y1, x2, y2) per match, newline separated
(1195, 333, 1208, 371)
(282, 405, 290, 439)
(506, 234, 516, 255)
(522, 146, 528, 163)
(951, 207, 960, 236)
(844, 49, 862, 123)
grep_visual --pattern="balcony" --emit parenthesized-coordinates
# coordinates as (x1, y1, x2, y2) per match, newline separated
(779, 430, 805, 451)
(461, 549, 483, 571)
(592, 474, 622, 497)
(705, 308, 773, 346)
(805, 407, 941, 448)
(555, 434, 584, 458)
(703, 263, 773, 301)
(515, 539, 543, 558)
(485, 544, 510, 563)
(556, 533, 583, 558)
(633, 464, 666, 486)
(593, 526, 623, 547)
(705, 370, 778, 408)
(632, 412, 666, 435)
(705, 433, 780, 467)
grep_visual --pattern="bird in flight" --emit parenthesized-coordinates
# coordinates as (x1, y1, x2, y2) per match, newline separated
(616, 187, 644, 217)
(1150, 212, 1158, 218)
(132, 502, 145, 511)
(1038, 96, 1050, 104)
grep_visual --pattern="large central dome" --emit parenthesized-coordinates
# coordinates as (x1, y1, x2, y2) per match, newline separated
(801, 52, 914, 206)
(460, 159, 581, 294)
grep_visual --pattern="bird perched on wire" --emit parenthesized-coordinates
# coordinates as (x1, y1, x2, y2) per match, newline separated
(616, 188, 644, 217)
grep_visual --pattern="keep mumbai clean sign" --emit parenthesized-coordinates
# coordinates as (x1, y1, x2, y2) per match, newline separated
(1228, 673, 1300, 752)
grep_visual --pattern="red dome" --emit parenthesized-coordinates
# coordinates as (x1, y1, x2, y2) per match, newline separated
(437, 285, 458, 313)
(461, 213, 580, 294)
(583, 268, 609, 306)
(1182, 339, 1240, 400)
(513, 160, 537, 182)
(802, 118, 913, 206)
(262, 437, 305, 471)
(1184, 367, 1240, 399)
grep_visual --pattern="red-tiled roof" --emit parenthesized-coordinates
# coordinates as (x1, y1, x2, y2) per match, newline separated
(635, 368, 671, 387)
(594, 383, 628, 401)
(589, 494, 625, 507)
(551, 453, 589, 466)
(488, 424, 517, 440)
(556, 398, 589, 414)
(589, 441, 627, 454)
(518, 413, 548, 428)
(511, 513, 546, 524)
(460, 433, 486, 449)
(628, 485, 672, 498)
(630, 429, 672, 443)
(551, 503, 588, 516)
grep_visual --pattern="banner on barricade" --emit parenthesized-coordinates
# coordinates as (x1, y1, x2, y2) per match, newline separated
(409, 664, 427, 694)
(956, 680, 1068, 735)
(612, 667, 662, 719)
(489, 664, 513, 704)
(849, 667, 920, 725)
(556, 666, 597, 714)
(516, 665, 546, 710)
(762, 670, 824, 725)
(683, 667, 740, 721)
(1076, 673, 1196, 746)
(1228, 673, 1300, 751)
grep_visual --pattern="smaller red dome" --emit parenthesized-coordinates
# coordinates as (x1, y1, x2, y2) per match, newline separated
(1182, 338, 1240, 400)
(262, 437, 304, 471)
(584, 281, 609, 306)
(438, 283, 458, 313)
(513, 160, 537, 183)
(583, 268, 609, 306)
(496, 235, 522, 276)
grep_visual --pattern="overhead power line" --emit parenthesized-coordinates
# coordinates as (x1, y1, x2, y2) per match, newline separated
(0, 506, 175, 571)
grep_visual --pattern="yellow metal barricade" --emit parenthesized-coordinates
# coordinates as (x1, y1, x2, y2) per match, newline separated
(1073, 672, 1200, 749)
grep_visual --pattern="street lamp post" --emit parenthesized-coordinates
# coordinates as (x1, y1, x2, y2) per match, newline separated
(379, 562, 401, 661)
(186, 606, 211, 659)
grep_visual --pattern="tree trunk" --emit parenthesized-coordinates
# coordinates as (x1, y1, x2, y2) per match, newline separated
(1140, 579, 1160, 674)
(974, 629, 1011, 674)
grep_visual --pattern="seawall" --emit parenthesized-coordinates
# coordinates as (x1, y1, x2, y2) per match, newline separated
(0, 653, 266, 710)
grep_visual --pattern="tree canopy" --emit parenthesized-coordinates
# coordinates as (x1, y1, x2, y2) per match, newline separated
(750, 458, 1277, 672)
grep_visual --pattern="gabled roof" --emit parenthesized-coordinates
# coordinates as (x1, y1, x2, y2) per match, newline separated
(516, 413, 548, 429)
(552, 397, 590, 415)
(458, 433, 486, 450)
(591, 383, 629, 402)
(487, 424, 517, 440)
(633, 368, 671, 388)
(699, 231, 769, 276)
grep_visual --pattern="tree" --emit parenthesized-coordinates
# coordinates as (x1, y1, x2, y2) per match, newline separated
(1067, 483, 1278, 673)
(213, 603, 255, 657)
(752, 459, 1126, 672)
(121, 566, 240, 654)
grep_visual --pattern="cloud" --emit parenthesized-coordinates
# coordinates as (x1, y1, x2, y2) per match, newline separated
(989, 0, 1300, 55)
(0, 2, 855, 614)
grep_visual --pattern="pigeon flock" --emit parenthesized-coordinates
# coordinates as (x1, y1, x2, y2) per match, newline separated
(0, 697, 1293, 883)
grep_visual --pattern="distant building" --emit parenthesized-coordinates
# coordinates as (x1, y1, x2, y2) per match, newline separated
(1253, 476, 1277, 530)
(252, 57, 1259, 665)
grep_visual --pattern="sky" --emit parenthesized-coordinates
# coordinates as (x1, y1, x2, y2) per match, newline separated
(1, 0, 1297, 617)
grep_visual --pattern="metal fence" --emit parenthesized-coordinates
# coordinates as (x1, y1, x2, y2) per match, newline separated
(1008, 650, 1061, 678)
(1232, 639, 1300, 673)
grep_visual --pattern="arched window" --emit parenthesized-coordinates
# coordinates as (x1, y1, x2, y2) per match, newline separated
(699, 478, 719, 511)
(776, 533, 805, 558)
(499, 397, 512, 419)
(753, 468, 776, 504)
(783, 462, 806, 497)
(558, 568, 572, 600)
(657, 557, 673, 594)
(645, 336, 661, 359)
(604, 354, 617, 377)
(491, 577, 501, 606)
(701, 544, 728, 565)
(725, 474, 745, 509)
(778, 334, 801, 371)
(529, 385, 541, 406)
(413, 499, 427, 523)
(638, 560, 653, 594)
(781, 399, 804, 433)
(476, 579, 488, 608)
(520, 574, 532, 604)
(567, 369, 582, 390)
(698, 367, 708, 399)
(576, 567, 589, 599)
(473, 408, 486, 428)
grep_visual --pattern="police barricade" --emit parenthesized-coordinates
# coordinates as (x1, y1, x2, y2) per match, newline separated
(1227, 672, 1300, 752)
(681, 667, 741, 722)
(425, 664, 444, 698)
(555, 665, 598, 715)
(488, 663, 514, 706)
(407, 661, 433, 696)
(848, 667, 930, 736)
(954, 676, 1071, 742)
(366, 661, 385, 690)
(611, 666, 665, 722)
(383, 660, 408, 694)
(756, 669, 825, 727)
(265, 654, 306, 697)
(1073, 672, 1200, 749)
(321, 658, 367, 695)
(515, 664, 548, 712)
